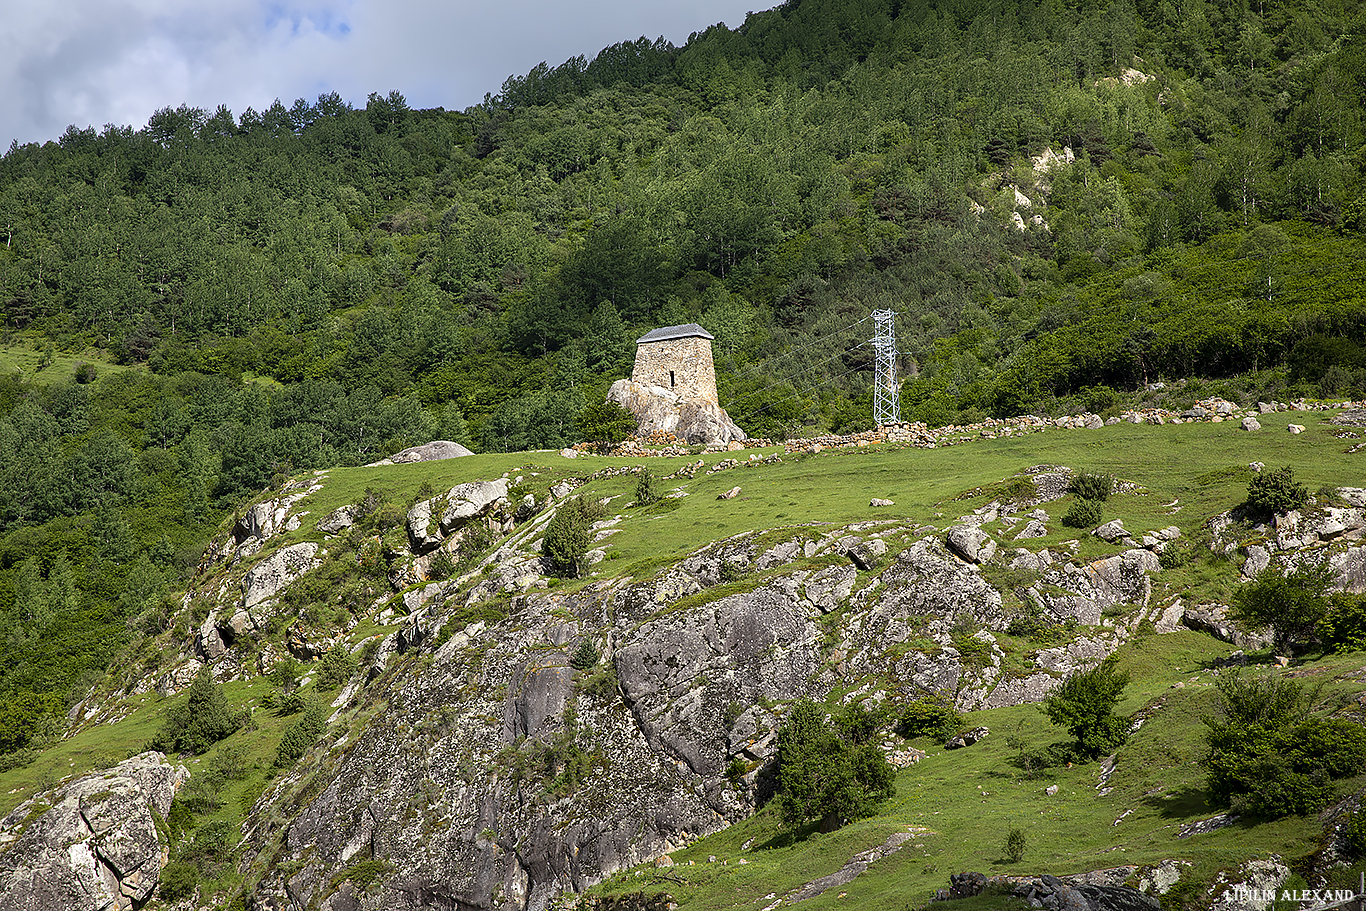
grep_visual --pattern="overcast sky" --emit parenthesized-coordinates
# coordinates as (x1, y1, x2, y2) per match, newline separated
(1, 0, 765, 149)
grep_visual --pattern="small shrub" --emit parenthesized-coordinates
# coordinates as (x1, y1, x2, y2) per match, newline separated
(773, 700, 895, 830)
(1316, 593, 1366, 652)
(1246, 465, 1309, 516)
(315, 645, 358, 691)
(718, 560, 744, 583)
(274, 701, 327, 768)
(427, 549, 456, 581)
(1068, 470, 1113, 501)
(158, 861, 199, 901)
(1062, 497, 1103, 528)
(1232, 562, 1334, 652)
(953, 632, 993, 668)
(275, 690, 306, 716)
(898, 698, 963, 742)
(1004, 827, 1027, 863)
(635, 468, 659, 506)
(543, 498, 591, 578)
(569, 640, 600, 671)
(270, 655, 301, 689)
(1042, 655, 1130, 758)
(152, 668, 240, 755)
(1343, 809, 1366, 859)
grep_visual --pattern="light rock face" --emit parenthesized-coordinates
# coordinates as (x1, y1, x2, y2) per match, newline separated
(242, 542, 320, 609)
(386, 440, 475, 463)
(607, 379, 746, 445)
(406, 479, 511, 553)
(0, 752, 187, 911)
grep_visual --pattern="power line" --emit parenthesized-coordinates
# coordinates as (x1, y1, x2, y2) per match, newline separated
(722, 342, 869, 414)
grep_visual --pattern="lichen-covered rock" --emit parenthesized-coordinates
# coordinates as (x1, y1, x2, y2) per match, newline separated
(946, 524, 996, 564)
(607, 379, 745, 445)
(0, 752, 187, 911)
(241, 542, 319, 609)
(405, 479, 510, 553)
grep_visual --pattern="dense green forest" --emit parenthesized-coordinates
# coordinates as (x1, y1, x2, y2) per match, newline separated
(2, 0, 1366, 740)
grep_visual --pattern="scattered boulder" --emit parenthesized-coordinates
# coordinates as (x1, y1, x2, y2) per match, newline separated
(1094, 519, 1130, 543)
(946, 524, 996, 564)
(870, 498, 894, 507)
(1014, 519, 1048, 539)
(0, 752, 188, 911)
(718, 487, 742, 500)
(1287, 424, 1304, 435)
(406, 479, 510, 553)
(1241, 417, 1261, 432)
(945, 726, 989, 749)
(317, 502, 363, 534)
(386, 440, 474, 463)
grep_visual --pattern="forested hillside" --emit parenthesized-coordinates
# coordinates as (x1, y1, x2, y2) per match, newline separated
(2, 0, 1366, 731)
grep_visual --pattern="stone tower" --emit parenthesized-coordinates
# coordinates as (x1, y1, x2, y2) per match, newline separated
(630, 324, 719, 405)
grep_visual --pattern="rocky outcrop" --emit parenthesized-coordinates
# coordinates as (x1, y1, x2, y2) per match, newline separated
(0, 752, 187, 911)
(406, 478, 511, 554)
(607, 379, 745, 445)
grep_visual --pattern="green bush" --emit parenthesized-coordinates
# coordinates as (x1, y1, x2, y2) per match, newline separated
(1246, 466, 1309, 516)
(635, 467, 659, 506)
(274, 701, 327, 768)
(315, 645, 358, 691)
(577, 400, 637, 445)
(153, 668, 240, 756)
(1232, 562, 1334, 652)
(1068, 470, 1113, 501)
(1004, 827, 1027, 863)
(569, 640, 600, 671)
(1042, 656, 1130, 758)
(1203, 669, 1366, 819)
(1316, 593, 1366, 652)
(269, 656, 302, 690)
(898, 697, 963, 742)
(774, 700, 895, 830)
(543, 497, 591, 578)
(0, 690, 64, 754)
(1062, 497, 1104, 528)
(1343, 809, 1366, 859)
(158, 861, 200, 901)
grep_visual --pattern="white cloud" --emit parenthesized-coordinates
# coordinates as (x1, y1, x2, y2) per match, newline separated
(1, 0, 761, 148)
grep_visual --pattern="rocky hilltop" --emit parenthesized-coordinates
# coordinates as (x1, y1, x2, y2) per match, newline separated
(8, 419, 1366, 911)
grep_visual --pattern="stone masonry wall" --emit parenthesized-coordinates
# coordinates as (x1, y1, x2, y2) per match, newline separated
(632, 337, 718, 405)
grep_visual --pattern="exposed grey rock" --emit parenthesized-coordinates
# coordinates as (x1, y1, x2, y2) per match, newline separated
(870, 498, 894, 507)
(1014, 519, 1048, 539)
(317, 502, 364, 534)
(1241, 416, 1261, 431)
(1178, 812, 1238, 838)
(406, 479, 510, 554)
(1287, 424, 1304, 435)
(1209, 858, 1288, 911)
(1138, 860, 1192, 896)
(980, 672, 1061, 709)
(1181, 604, 1275, 650)
(945, 726, 988, 749)
(1032, 550, 1158, 625)
(0, 752, 187, 911)
(615, 581, 825, 782)
(607, 379, 745, 445)
(242, 542, 319, 609)
(1094, 520, 1129, 543)
(386, 440, 475, 463)
(946, 524, 996, 564)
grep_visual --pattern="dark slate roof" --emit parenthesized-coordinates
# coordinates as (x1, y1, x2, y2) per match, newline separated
(636, 323, 714, 344)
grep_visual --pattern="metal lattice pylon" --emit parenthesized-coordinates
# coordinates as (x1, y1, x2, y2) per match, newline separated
(871, 309, 900, 426)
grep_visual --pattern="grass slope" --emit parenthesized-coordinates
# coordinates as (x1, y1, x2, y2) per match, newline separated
(3, 409, 1365, 907)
